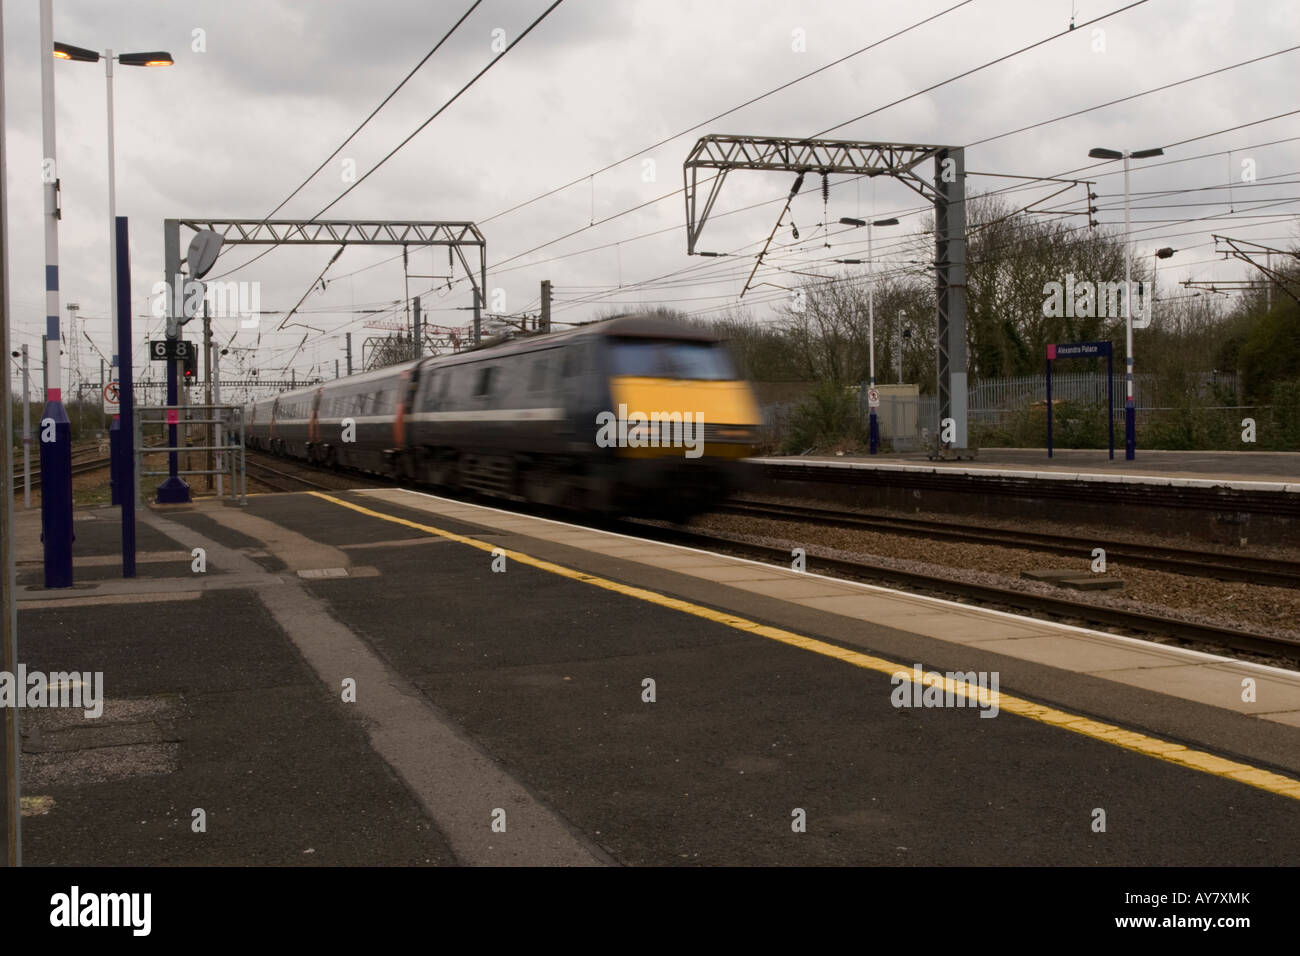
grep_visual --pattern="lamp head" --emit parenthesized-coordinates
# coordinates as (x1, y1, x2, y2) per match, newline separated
(53, 42, 100, 63)
(118, 51, 174, 67)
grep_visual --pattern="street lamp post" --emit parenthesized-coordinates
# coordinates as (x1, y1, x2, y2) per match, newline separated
(1088, 146, 1164, 460)
(840, 216, 898, 454)
(38, 0, 74, 587)
(54, 40, 173, 505)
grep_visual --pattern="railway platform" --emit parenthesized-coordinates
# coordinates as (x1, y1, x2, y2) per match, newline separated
(751, 449, 1300, 547)
(8, 489, 1300, 865)
(754, 448, 1300, 489)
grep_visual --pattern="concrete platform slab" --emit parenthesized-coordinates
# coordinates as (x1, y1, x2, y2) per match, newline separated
(356, 488, 1300, 730)
(1092, 662, 1300, 715)
(755, 448, 1300, 488)
(13, 488, 1300, 867)
(723, 578, 863, 600)
(974, 635, 1190, 673)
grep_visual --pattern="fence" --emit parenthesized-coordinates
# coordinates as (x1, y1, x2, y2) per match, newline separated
(967, 372, 1145, 427)
(759, 371, 1259, 451)
(134, 403, 247, 504)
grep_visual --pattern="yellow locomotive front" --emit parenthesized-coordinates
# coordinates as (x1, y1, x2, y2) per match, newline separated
(596, 329, 762, 516)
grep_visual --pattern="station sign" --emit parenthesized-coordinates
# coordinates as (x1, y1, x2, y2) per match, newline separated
(1046, 340, 1111, 360)
(1045, 340, 1115, 459)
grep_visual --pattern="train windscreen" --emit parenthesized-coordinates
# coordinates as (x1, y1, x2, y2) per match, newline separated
(607, 338, 737, 381)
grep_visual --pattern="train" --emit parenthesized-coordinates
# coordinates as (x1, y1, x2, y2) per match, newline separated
(244, 314, 763, 518)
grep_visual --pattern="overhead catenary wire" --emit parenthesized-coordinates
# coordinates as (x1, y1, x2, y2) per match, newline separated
(219, 0, 983, 290)
(247, 0, 1239, 328)
(539, 108, 1300, 318)
(209, 0, 486, 280)
(431, 18, 1283, 303)
(478, 0, 979, 226)
(249, 5, 1298, 377)
(811, 0, 1153, 137)
(312, 0, 565, 220)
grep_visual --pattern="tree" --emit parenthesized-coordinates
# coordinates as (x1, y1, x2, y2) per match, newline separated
(962, 194, 1132, 379)
(1238, 298, 1300, 404)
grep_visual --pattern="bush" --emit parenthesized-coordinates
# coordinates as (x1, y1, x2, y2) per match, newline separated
(1238, 302, 1300, 404)
(1269, 379, 1300, 450)
(779, 380, 865, 454)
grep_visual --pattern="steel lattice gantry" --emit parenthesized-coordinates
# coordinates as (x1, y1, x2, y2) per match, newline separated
(162, 218, 488, 342)
(683, 134, 969, 449)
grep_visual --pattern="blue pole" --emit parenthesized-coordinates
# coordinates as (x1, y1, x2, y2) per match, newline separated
(156, 251, 189, 502)
(1107, 349, 1114, 460)
(154, 346, 186, 501)
(1046, 355, 1053, 458)
(109, 416, 122, 503)
(1125, 355, 1136, 460)
(868, 399, 879, 455)
(115, 217, 135, 577)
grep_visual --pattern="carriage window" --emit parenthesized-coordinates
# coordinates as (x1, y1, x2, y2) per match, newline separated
(607, 339, 737, 380)
(474, 366, 495, 397)
(529, 358, 548, 392)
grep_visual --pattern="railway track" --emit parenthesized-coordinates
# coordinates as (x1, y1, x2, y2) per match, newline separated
(14, 447, 326, 496)
(12, 438, 179, 491)
(14, 455, 114, 491)
(714, 498, 1300, 588)
(621, 520, 1300, 665)
(244, 458, 335, 493)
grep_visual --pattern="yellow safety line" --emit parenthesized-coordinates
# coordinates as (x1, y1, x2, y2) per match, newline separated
(309, 491, 1300, 802)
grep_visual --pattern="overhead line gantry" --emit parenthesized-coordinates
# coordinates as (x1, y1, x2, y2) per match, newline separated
(683, 134, 971, 452)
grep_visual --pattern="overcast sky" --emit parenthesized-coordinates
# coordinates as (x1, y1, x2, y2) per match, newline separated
(3, 0, 1298, 392)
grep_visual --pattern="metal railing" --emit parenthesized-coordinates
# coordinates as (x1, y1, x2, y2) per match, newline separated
(134, 404, 247, 504)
